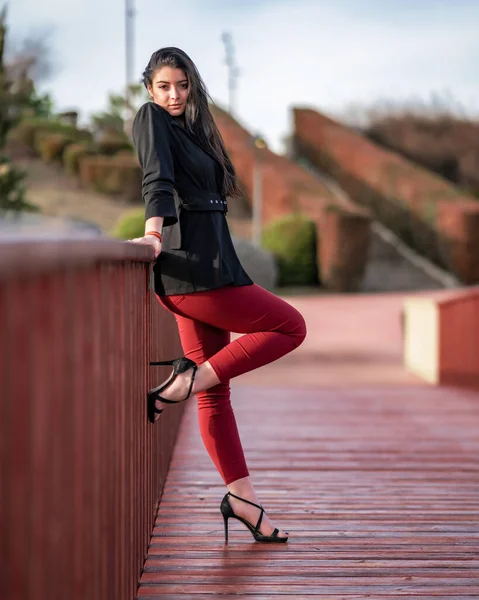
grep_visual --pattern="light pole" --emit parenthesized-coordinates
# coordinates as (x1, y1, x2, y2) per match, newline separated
(251, 134, 267, 247)
(124, 0, 135, 137)
(221, 32, 240, 115)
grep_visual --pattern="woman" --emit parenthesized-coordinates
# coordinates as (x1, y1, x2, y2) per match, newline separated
(129, 47, 306, 544)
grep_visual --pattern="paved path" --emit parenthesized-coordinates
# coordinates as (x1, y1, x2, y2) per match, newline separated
(137, 292, 479, 599)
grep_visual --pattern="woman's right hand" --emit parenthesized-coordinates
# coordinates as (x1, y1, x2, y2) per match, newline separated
(127, 235, 162, 259)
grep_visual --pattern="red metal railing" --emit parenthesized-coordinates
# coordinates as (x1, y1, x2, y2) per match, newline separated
(0, 239, 184, 600)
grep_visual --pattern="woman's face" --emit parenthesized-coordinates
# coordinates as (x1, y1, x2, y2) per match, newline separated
(148, 66, 190, 117)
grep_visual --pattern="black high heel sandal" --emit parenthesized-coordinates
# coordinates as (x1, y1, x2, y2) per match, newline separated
(147, 357, 198, 423)
(220, 492, 288, 544)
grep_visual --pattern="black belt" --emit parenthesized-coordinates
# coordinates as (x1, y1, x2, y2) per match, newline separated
(176, 188, 228, 213)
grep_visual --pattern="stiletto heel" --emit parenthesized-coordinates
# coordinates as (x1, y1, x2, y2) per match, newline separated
(147, 357, 198, 423)
(223, 514, 229, 544)
(219, 492, 288, 544)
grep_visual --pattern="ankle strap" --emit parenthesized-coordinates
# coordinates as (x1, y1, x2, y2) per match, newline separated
(227, 492, 262, 511)
(227, 492, 264, 534)
(185, 365, 197, 401)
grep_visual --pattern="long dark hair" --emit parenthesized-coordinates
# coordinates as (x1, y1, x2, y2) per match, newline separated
(141, 47, 241, 199)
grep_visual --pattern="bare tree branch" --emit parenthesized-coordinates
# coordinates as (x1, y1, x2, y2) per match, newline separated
(5, 24, 56, 84)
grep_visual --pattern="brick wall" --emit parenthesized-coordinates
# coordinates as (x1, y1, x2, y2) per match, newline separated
(293, 108, 479, 284)
(211, 105, 371, 292)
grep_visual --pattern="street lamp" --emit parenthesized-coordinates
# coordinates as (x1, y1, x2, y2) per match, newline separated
(221, 31, 240, 115)
(251, 133, 267, 247)
(124, 0, 135, 137)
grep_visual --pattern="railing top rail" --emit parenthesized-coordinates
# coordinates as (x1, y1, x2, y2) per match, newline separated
(0, 237, 154, 279)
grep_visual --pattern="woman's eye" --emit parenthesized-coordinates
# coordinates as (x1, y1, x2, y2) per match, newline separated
(181, 83, 188, 89)
(159, 85, 167, 90)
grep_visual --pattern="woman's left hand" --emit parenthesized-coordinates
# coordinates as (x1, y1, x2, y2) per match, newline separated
(127, 235, 162, 258)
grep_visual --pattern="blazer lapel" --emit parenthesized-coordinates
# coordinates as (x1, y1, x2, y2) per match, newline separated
(170, 120, 223, 169)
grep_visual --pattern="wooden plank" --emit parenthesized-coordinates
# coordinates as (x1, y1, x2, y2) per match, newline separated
(137, 584, 479, 595)
(136, 385, 479, 598)
(139, 596, 477, 600)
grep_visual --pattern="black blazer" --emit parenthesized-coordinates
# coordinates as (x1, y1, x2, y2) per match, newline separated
(132, 102, 252, 296)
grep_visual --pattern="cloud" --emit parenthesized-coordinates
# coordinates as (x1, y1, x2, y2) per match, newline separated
(9, 0, 479, 152)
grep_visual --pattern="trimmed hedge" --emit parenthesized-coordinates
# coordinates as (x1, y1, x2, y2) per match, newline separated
(112, 207, 144, 239)
(34, 132, 72, 162)
(262, 213, 319, 286)
(11, 117, 92, 150)
(63, 142, 97, 175)
(78, 154, 141, 202)
(96, 132, 133, 156)
(115, 149, 135, 159)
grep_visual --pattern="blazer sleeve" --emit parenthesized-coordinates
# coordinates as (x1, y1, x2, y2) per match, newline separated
(132, 102, 178, 224)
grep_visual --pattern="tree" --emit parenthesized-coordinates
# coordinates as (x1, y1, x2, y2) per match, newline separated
(7, 26, 55, 84)
(0, 6, 14, 146)
(3, 12, 55, 121)
(91, 84, 148, 138)
(91, 92, 126, 136)
(0, 5, 36, 213)
(4, 29, 54, 120)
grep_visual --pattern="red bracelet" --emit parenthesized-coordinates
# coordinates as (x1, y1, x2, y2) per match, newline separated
(145, 231, 163, 243)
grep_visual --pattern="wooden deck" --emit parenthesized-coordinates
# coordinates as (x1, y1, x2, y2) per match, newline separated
(137, 293, 479, 599)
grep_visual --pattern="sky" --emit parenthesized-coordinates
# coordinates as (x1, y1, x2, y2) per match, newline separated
(8, 0, 479, 153)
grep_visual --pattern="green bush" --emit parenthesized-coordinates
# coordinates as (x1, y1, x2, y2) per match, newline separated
(63, 142, 96, 175)
(115, 149, 135, 159)
(35, 132, 72, 162)
(11, 117, 92, 151)
(111, 207, 144, 239)
(0, 155, 38, 212)
(78, 154, 141, 202)
(261, 213, 319, 286)
(96, 132, 132, 155)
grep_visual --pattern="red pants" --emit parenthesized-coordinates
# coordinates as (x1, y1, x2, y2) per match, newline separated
(157, 284, 307, 484)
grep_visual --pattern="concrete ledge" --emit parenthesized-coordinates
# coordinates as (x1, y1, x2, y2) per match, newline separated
(403, 287, 479, 387)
